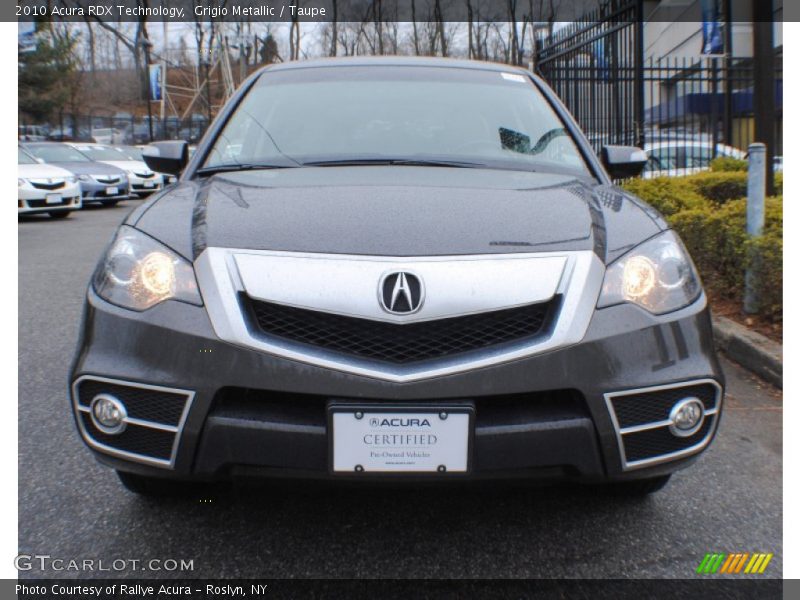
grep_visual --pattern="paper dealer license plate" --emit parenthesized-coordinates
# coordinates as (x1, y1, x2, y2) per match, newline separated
(330, 406, 472, 474)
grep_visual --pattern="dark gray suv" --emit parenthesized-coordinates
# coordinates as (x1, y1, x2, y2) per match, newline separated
(70, 57, 723, 496)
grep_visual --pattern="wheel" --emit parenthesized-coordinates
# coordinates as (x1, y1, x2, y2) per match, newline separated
(49, 211, 71, 219)
(606, 475, 671, 496)
(116, 471, 199, 497)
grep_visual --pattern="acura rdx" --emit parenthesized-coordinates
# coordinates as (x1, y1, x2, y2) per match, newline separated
(70, 57, 723, 496)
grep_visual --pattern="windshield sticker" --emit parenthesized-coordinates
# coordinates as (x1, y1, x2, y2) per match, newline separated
(501, 72, 526, 83)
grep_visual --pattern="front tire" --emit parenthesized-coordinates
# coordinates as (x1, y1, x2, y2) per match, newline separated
(49, 211, 71, 219)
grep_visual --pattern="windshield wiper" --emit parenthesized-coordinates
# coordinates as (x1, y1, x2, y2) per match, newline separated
(302, 158, 485, 169)
(195, 163, 296, 177)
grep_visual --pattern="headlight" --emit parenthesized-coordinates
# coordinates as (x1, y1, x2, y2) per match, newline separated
(66, 175, 78, 184)
(18, 178, 26, 187)
(93, 226, 202, 311)
(78, 174, 90, 182)
(597, 230, 701, 314)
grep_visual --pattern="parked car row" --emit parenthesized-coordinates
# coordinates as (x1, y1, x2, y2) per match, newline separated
(18, 142, 176, 219)
(19, 115, 209, 145)
(641, 140, 782, 178)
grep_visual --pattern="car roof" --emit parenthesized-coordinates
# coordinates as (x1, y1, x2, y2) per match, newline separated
(260, 55, 531, 76)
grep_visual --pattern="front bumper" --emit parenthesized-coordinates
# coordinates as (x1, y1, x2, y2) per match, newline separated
(129, 174, 163, 196)
(81, 180, 130, 204)
(70, 289, 723, 483)
(19, 184, 82, 214)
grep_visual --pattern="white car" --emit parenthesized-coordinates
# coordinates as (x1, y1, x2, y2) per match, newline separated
(642, 141, 745, 179)
(18, 147, 82, 218)
(67, 143, 164, 197)
(90, 128, 124, 145)
(118, 145, 178, 186)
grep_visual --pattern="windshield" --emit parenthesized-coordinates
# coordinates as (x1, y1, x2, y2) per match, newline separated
(27, 144, 90, 163)
(203, 66, 590, 177)
(72, 145, 126, 161)
(117, 146, 143, 161)
(18, 148, 36, 164)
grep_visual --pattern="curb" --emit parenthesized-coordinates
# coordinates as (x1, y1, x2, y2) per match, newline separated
(712, 316, 782, 389)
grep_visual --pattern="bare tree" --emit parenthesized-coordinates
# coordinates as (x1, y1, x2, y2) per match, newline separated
(289, 0, 302, 60)
(330, 0, 338, 56)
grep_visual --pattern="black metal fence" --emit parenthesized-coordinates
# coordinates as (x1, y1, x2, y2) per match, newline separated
(535, 0, 783, 177)
(535, 0, 644, 150)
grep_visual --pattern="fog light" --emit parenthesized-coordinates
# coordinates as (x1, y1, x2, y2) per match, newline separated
(90, 394, 127, 435)
(669, 397, 704, 437)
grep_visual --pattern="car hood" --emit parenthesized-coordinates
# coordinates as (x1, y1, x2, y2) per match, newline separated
(131, 166, 666, 264)
(18, 163, 73, 179)
(45, 161, 127, 177)
(99, 159, 153, 174)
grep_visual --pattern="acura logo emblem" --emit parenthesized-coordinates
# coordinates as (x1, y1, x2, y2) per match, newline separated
(379, 272, 424, 314)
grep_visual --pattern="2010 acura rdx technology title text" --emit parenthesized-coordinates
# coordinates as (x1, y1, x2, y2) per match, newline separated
(70, 57, 723, 496)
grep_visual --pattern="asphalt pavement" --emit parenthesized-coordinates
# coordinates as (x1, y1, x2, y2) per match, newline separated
(18, 203, 782, 579)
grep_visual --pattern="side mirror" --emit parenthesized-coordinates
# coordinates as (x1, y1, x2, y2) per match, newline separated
(601, 145, 648, 179)
(142, 141, 188, 176)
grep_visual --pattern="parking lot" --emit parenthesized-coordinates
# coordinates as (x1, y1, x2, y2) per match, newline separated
(18, 204, 782, 579)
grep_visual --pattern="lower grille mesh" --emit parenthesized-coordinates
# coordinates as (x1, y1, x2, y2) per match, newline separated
(607, 381, 721, 468)
(76, 380, 187, 426)
(79, 413, 175, 460)
(611, 384, 718, 428)
(623, 419, 715, 462)
(73, 378, 193, 467)
(247, 297, 558, 364)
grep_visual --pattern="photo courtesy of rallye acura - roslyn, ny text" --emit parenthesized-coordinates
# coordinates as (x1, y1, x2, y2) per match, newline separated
(70, 57, 722, 496)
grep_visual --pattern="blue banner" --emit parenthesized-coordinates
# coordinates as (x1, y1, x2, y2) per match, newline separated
(148, 64, 162, 101)
(701, 0, 724, 55)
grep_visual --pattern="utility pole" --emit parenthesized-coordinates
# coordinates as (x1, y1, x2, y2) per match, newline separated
(142, 38, 154, 142)
(160, 21, 167, 123)
(752, 0, 775, 195)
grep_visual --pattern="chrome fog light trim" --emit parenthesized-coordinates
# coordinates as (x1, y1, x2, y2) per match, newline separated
(668, 397, 705, 438)
(89, 394, 128, 435)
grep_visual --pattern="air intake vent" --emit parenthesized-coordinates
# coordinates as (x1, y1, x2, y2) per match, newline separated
(605, 380, 722, 470)
(72, 376, 195, 468)
(246, 297, 559, 365)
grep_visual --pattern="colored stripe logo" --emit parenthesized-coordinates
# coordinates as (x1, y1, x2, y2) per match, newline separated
(697, 552, 773, 574)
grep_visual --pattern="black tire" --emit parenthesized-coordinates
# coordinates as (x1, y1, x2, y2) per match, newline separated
(49, 211, 71, 219)
(116, 471, 198, 497)
(606, 475, 671, 496)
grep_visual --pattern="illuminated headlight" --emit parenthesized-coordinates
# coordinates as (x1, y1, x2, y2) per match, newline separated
(93, 226, 202, 311)
(598, 230, 701, 314)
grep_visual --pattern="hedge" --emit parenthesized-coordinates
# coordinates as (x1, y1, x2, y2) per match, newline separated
(670, 198, 782, 322)
(687, 171, 747, 204)
(622, 172, 782, 323)
(710, 156, 747, 172)
(621, 177, 706, 216)
(708, 156, 783, 195)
